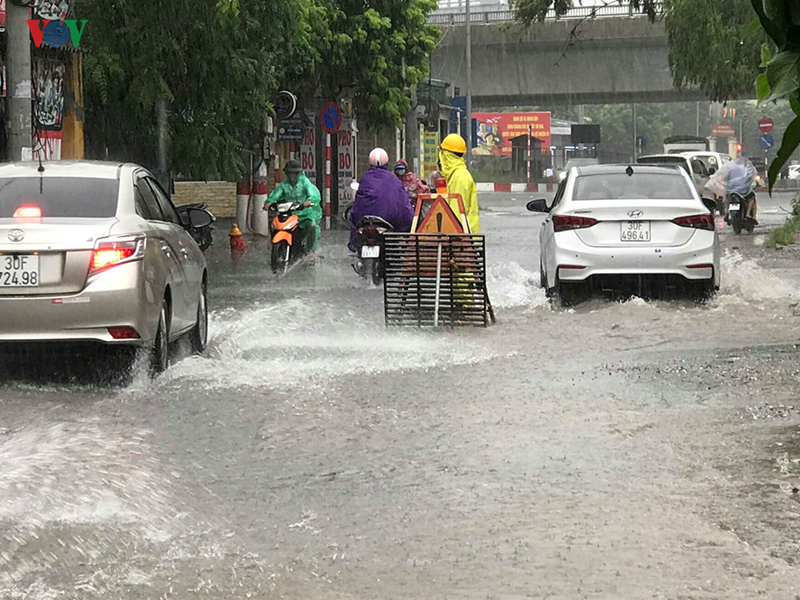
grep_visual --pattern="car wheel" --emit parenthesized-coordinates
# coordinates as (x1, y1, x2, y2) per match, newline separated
(551, 279, 582, 308)
(691, 279, 716, 303)
(189, 280, 208, 354)
(539, 259, 546, 289)
(150, 297, 170, 376)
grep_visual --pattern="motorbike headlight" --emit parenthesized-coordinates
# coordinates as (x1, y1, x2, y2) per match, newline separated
(277, 202, 293, 212)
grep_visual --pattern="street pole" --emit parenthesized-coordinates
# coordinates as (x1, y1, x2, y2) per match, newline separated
(465, 0, 472, 170)
(7, 0, 32, 161)
(156, 98, 169, 190)
(695, 102, 700, 137)
(631, 103, 637, 161)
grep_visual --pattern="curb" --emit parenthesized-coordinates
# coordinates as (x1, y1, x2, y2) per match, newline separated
(477, 182, 556, 193)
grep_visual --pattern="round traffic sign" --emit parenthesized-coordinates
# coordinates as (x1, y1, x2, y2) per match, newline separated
(758, 133, 774, 150)
(758, 117, 774, 133)
(320, 102, 342, 134)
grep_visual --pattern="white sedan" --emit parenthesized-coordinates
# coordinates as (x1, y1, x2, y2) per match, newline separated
(528, 164, 720, 306)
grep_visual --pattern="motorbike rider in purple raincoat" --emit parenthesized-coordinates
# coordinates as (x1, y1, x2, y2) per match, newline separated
(348, 148, 414, 252)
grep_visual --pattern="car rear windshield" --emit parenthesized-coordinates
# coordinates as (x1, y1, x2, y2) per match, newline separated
(0, 177, 120, 218)
(573, 173, 695, 201)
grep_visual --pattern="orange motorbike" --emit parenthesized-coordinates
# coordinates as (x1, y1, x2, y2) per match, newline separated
(268, 201, 309, 275)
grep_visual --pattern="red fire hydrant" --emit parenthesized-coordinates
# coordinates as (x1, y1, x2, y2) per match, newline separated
(229, 223, 247, 261)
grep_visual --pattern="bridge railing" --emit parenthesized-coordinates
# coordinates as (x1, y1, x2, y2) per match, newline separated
(428, 1, 662, 24)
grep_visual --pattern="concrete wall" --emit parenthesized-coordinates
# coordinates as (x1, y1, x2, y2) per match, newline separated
(172, 181, 237, 218)
(356, 126, 402, 177)
(432, 18, 708, 106)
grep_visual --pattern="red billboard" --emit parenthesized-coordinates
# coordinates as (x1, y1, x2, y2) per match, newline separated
(472, 112, 551, 156)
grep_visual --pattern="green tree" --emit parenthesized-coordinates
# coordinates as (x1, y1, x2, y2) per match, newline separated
(293, 0, 441, 129)
(752, 0, 800, 188)
(80, 0, 307, 180)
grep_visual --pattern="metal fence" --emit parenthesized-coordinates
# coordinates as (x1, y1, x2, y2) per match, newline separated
(428, 1, 662, 24)
(383, 233, 492, 328)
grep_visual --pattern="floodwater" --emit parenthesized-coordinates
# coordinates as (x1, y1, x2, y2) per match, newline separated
(1, 192, 800, 598)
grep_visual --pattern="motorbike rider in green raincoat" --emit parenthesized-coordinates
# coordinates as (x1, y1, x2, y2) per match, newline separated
(263, 160, 323, 256)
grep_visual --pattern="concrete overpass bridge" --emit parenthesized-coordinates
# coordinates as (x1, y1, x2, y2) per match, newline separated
(430, 1, 708, 107)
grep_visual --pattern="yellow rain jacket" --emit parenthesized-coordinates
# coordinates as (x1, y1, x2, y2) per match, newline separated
(439, 149, 481, 234)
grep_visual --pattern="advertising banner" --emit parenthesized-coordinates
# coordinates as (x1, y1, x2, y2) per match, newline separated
(472, 112, 551, 156)
(338, 117, 355, 208)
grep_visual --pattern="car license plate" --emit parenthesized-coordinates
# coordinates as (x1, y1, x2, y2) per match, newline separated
(729, 203, 740, 211)
(620, 221, 651, 242)
(361, 246, 380, 259)
(0, 255, 39, 287)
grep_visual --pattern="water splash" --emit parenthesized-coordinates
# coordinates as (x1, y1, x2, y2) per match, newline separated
(486, 261, 548, 309)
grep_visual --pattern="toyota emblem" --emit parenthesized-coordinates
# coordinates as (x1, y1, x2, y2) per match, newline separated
(7, 229, 24, 242)
(627, 210, 644, 218)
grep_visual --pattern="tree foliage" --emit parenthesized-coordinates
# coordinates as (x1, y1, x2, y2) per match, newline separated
(752, 0, 800, 189)
(294, 0, 441, 129)
(79, 0, 440, 179)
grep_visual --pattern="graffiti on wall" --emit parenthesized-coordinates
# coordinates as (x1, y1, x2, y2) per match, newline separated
(33, 59, 65, 131)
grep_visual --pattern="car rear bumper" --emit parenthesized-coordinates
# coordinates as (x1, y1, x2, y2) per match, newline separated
(0, 262, 159, 344)
(554, 230, 720, 284)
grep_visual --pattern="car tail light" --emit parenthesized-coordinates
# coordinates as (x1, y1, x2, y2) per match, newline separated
(553, 215, 598, 232)
(687, 263, 713, 270)
(13, 206, 42, 218)
(673, 214, 714, 231)
(108, 326, 141, 339)
(89, 236, 145, 274)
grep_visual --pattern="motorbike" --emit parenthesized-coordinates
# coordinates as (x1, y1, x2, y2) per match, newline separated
(268, 201, 309, 275)
(727, 191, 757, 234)
(353, 216, 394, 285)
(177, 202, 215, 251)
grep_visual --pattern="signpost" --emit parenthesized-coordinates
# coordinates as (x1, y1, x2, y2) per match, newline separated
(711, 124, 736, 138)
(759, 133, 774, 150)
(319, 102, 342, 230)
(758, 117, 774, 134)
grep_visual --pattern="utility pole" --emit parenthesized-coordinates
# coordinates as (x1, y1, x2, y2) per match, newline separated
(465, 0, 472, 169)
(7, 0, 32, 161)
(631, 103, 637, 161)
(695, 102, 700, 137)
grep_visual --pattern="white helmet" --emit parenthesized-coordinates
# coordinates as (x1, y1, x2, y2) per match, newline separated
(369, 147, 389, 167)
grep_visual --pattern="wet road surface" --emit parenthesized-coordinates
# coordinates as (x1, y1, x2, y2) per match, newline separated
(2, 192, 800, 598)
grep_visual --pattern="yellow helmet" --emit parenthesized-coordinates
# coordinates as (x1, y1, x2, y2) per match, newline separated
(441, 133, 467, 154)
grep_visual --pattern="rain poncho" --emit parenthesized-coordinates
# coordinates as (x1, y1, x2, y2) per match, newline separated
(439, 149, 481, 234)
(349, 166, 414, 251)
(395, 159, 430, 201)
(265, 173, 322, 252)
(704, 156, 757, 198)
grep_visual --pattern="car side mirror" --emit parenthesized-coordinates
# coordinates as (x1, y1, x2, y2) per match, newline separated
(708, 167, 717, 175)
(701, 197, 717, 213)
(526, 199, 550, 213)
(188, 208, 214, 229)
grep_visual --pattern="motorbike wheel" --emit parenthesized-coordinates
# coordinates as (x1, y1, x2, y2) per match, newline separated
(367, 258, 382, 286)
(746, 224, 755, 233)
(199, 228, 213, 252)
(732, 220, 742, 235)
(271, 240, 290, 274)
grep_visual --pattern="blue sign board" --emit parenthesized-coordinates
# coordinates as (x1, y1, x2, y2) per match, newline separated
(277, 119, 303, 142)
(759, 133, 774, 150)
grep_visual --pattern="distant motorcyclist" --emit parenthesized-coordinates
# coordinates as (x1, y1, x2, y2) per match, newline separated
(263, 159, 322, 260)
(705, 156, 758, 225)
(439, 133, 481, 234)
(348, 148, 414, 252)
(394, 159, 430, 203)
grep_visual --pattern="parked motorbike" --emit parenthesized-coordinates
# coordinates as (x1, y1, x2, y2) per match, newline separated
(353, 216, 394, 285)
(268, 201, 310, 275)
(177, 202, 215, 251)
(727, 191, 757, 234)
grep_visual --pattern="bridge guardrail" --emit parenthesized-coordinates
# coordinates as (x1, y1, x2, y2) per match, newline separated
(428, 1, 662, 24)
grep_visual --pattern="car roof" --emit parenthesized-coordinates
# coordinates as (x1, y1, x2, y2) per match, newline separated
(574, 164, 684, 176)
(638, 154, 689, 161)
(0, 160, 138, 180)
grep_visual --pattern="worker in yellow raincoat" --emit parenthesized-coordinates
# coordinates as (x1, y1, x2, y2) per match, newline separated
(437, 133, 482, 317)
(438, 133, 481, 234)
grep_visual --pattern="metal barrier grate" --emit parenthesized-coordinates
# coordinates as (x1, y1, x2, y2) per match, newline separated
(383, 233, 492, 328)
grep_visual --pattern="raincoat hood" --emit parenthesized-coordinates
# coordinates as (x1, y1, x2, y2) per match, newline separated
(439, 149, 466, 179)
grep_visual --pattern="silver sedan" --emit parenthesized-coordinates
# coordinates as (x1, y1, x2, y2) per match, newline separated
(528, 164, 721, 306)
(0, 161, 211, 375)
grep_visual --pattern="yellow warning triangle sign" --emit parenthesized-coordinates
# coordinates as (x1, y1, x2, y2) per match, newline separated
(416, 195, 465, 234)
